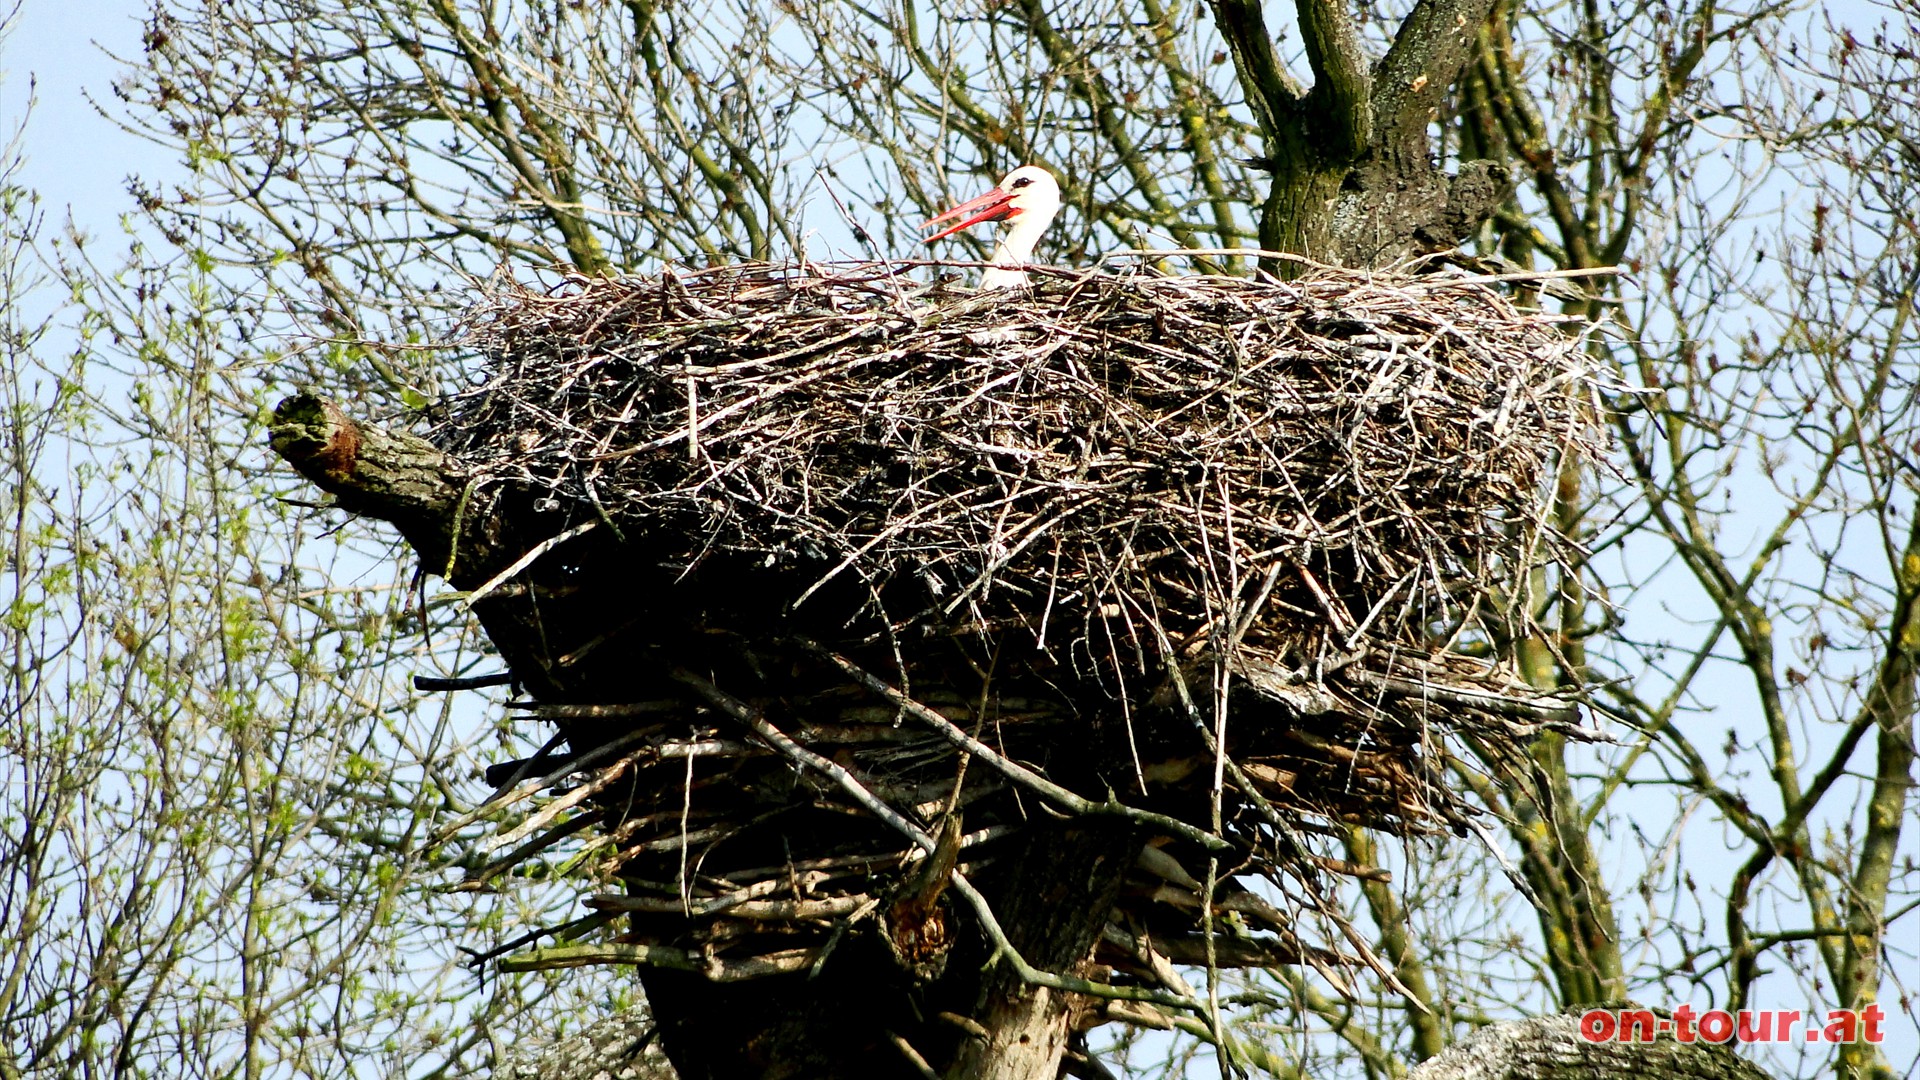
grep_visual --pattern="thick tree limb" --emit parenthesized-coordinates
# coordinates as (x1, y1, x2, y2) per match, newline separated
(1297, 0, 1373, 160)
(268, 392, 469, 573)
(1208, 0, 1511, 267)
(1838, 500, 1919, 1077)
(1204, 0, 1303, 145)
(1377, 0, 1498, 158)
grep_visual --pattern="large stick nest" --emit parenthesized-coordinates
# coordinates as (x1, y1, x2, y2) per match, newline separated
(429, 260, 1606, 984)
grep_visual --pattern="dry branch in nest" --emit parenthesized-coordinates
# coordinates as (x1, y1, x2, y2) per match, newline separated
(421, 259, 1607, 1000)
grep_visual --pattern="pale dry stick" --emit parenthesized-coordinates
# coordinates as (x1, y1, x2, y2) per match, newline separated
(460, 811, 604, 890)
(430, 726, 653, 846)
(797, 640, 1232, 855)
(615, 825, 733, 859)
(888, 1032, 942, 1080)
(499, 943, 818, 979)
(518, 701, 684, 719)
(1094, 590, 1147, 795)
(616, 872, 822, 906)
(678, 734, 697, 907)
(460, 520, 598, 610)
(1291, 560, 1359, 639)
(1343, 668, 1581, 724)
(1228, 561, 1286, 649)
(486, 746, 651, 853)
(586, 894, 867, 920)
(685, 373, 699, 462)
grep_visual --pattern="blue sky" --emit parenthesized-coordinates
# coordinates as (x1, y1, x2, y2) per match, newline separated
(3, 0, 162, 240)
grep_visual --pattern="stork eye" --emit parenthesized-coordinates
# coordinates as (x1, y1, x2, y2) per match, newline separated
(1011, 177, 1031, 188)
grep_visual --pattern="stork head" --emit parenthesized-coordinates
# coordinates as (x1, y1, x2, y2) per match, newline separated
(921, 165, 1062, 246)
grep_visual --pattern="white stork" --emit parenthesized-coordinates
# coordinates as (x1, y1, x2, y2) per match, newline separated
(922, 165, 1061, 288)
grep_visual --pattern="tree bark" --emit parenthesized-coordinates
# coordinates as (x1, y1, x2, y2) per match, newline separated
(1409, 1008, 1777, 1080)
(268, 392, 470, 576)
(944, 822, 1137, 1080)
(1209, 0, 1513, 270)
(633, 821, 1136, 1080)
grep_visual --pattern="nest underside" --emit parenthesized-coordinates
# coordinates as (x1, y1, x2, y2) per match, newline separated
(430, 260, 1607, 984)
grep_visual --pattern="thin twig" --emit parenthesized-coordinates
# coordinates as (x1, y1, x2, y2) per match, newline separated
(461, 521, 598, 609)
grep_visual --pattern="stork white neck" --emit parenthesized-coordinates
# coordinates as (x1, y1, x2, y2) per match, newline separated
(922, 165, 1063, 289)
(982, 210, 1054, 287)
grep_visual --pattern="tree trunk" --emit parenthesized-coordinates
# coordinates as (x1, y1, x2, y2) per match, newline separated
(1212, 0, 1513, 271)
(634, 822, 1136, 1080)
(943, 822, 1136, 1080)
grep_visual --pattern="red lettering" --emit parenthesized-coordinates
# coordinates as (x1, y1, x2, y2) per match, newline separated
(1621, 1009, 1661, 1042)
(1669, 1005, 1695, 1043)
(1774, 1009, 1801, 1041)
(1862, 1003, 1885, 1044)
(1589, 1003, 1880, 1046)
(1698, 1010, 1734, 1044)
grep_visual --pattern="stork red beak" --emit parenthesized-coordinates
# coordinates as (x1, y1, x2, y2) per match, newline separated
(922, 186, 1019, 243)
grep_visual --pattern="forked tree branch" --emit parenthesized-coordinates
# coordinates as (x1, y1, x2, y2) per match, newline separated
(1204, 0, 1303, 147)
(1296, 0, 1373, 160)
(1377, 0, 1499, 156)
